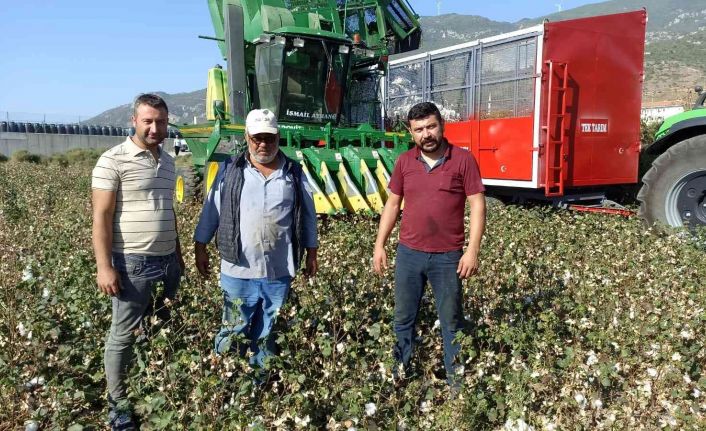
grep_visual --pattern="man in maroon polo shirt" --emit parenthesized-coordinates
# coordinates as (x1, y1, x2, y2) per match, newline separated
(373, 101, 486, 388)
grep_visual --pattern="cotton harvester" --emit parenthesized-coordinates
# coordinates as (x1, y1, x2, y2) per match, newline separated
(175, 0, 422, 215)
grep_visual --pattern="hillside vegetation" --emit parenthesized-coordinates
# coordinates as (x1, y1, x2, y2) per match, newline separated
(1, 161, 705, 429)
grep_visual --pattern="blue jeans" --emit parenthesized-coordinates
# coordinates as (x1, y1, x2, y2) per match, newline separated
(393, 243, 466, 383)
(104, 252, 181, 406)
(215, 274, 292, 368)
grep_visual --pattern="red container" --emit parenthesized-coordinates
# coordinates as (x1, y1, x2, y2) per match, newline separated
(387, 10, 647, 198)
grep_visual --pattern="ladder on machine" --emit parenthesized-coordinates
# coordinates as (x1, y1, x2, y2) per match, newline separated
(542, 60, 569, 197)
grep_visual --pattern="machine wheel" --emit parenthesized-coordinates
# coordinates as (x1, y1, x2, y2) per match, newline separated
(175, 166, 202, 203)
(637, 135, 706, 229)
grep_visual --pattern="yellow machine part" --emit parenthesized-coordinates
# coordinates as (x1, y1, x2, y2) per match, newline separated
(206, 67, 229, 121)
(301, 162, 337, 215)
(205, 161, 220, 196)
(335, 162, 371, 213)
(175, 176, 185, 203)
(319, 163, 346, 213)
(360, 160, 385, 213)
(374, 160, 391, 202)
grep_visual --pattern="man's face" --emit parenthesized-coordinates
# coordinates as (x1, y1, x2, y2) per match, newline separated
(131, 104, 168, 148)
(409, 114, 444, 154)
(247, 132, 280, 164)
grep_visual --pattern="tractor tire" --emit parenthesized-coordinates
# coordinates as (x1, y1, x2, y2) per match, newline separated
(637, 135, 706, 229)
(175, 166, 203, 204)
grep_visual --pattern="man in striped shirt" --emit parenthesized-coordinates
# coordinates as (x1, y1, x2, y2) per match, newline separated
(92, 93, 184, 430)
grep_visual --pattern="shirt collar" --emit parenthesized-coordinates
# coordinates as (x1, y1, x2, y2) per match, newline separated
(126, 136, 159, 158)
(245, 150, 284, 171)
(414, 138, 451, 161)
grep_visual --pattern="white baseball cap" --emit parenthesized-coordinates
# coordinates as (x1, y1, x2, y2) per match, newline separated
(245, 109, 278, 135)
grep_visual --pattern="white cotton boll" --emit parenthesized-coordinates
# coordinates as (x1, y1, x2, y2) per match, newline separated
(294, 415, 311, 428)
(647, 368, 658, 377)
(586, 351, 598, 366)
(693, 388, 701, 398)
(42, 288, 50, 298)
(17, 322, 27, 337)
(671, 352, 682, 361)
(574, 393, 587, 409)
(433, 319, 440, 330)
(503, 418, 534, 431)
(25, 376, 45, 389)
(365, 402, 377, 416)
(591, 398, 603, 409)
(680, 329, 694, 339)
(22, 266, 34, 282)
(562, 269, 572, 284)
(420, 401, 432, 413)
(24, 420, 39, 431)
(336, 342, 346, 354)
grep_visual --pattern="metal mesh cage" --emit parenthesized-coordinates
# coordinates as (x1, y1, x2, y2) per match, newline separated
(479, 81, 515, 119)
(516, 78, 535, 117)
(430, 52, 471, 91)
(388, 61, 424, 97)
(479, 44, 517, 82)
(386, 95, 424, 121)
(346, 75, 383, 126)
(431, 88, 469, 122)
(387, 33, 539, 121)
(518, 40, 537, 75)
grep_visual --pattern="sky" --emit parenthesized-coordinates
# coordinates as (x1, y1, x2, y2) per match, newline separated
(0, 0, 601, 121)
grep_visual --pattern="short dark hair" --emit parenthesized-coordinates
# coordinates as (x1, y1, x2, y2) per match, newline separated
(133, 93, 168, 116)
(407, 102, 442, 124)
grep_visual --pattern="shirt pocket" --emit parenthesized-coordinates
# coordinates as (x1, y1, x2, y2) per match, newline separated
(270, 176, 296, 208)
(438, 172, 464, 194)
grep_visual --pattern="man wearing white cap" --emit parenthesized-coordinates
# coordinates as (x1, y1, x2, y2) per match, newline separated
(193, 109, 318, 373)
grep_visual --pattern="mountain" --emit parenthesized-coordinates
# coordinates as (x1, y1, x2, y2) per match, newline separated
(87, 0, 706, 125)
(86, 90, 207, 127)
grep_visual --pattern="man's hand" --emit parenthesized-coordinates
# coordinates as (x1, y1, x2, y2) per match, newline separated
(195, 243, 211, 277)
(456, 250, 479, 279)
(303, 248, 318, 277)
(97, 266, 121, 296)
(372, 245, 388, 275)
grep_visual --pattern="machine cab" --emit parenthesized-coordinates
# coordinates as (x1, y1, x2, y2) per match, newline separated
(254, 33, 352, 125)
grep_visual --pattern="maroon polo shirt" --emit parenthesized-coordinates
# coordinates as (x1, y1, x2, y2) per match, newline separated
(388, 141, 485, 252)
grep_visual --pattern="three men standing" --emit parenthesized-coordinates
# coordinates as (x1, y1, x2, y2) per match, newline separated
(373, 102, 486, 387)
(193, 108, 318, 367)
(91, 98, 481, 428)
(92, 94, 184, 430)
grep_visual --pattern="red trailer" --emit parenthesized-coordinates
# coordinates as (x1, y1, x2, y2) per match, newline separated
(385, 10, 647, 205)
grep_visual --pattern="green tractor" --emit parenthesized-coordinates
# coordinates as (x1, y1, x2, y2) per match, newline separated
(638, 85, 706, 230)
(175, 0, 421, 214)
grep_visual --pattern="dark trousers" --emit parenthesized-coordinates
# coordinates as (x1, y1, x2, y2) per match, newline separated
(393, 243, 465, 383)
